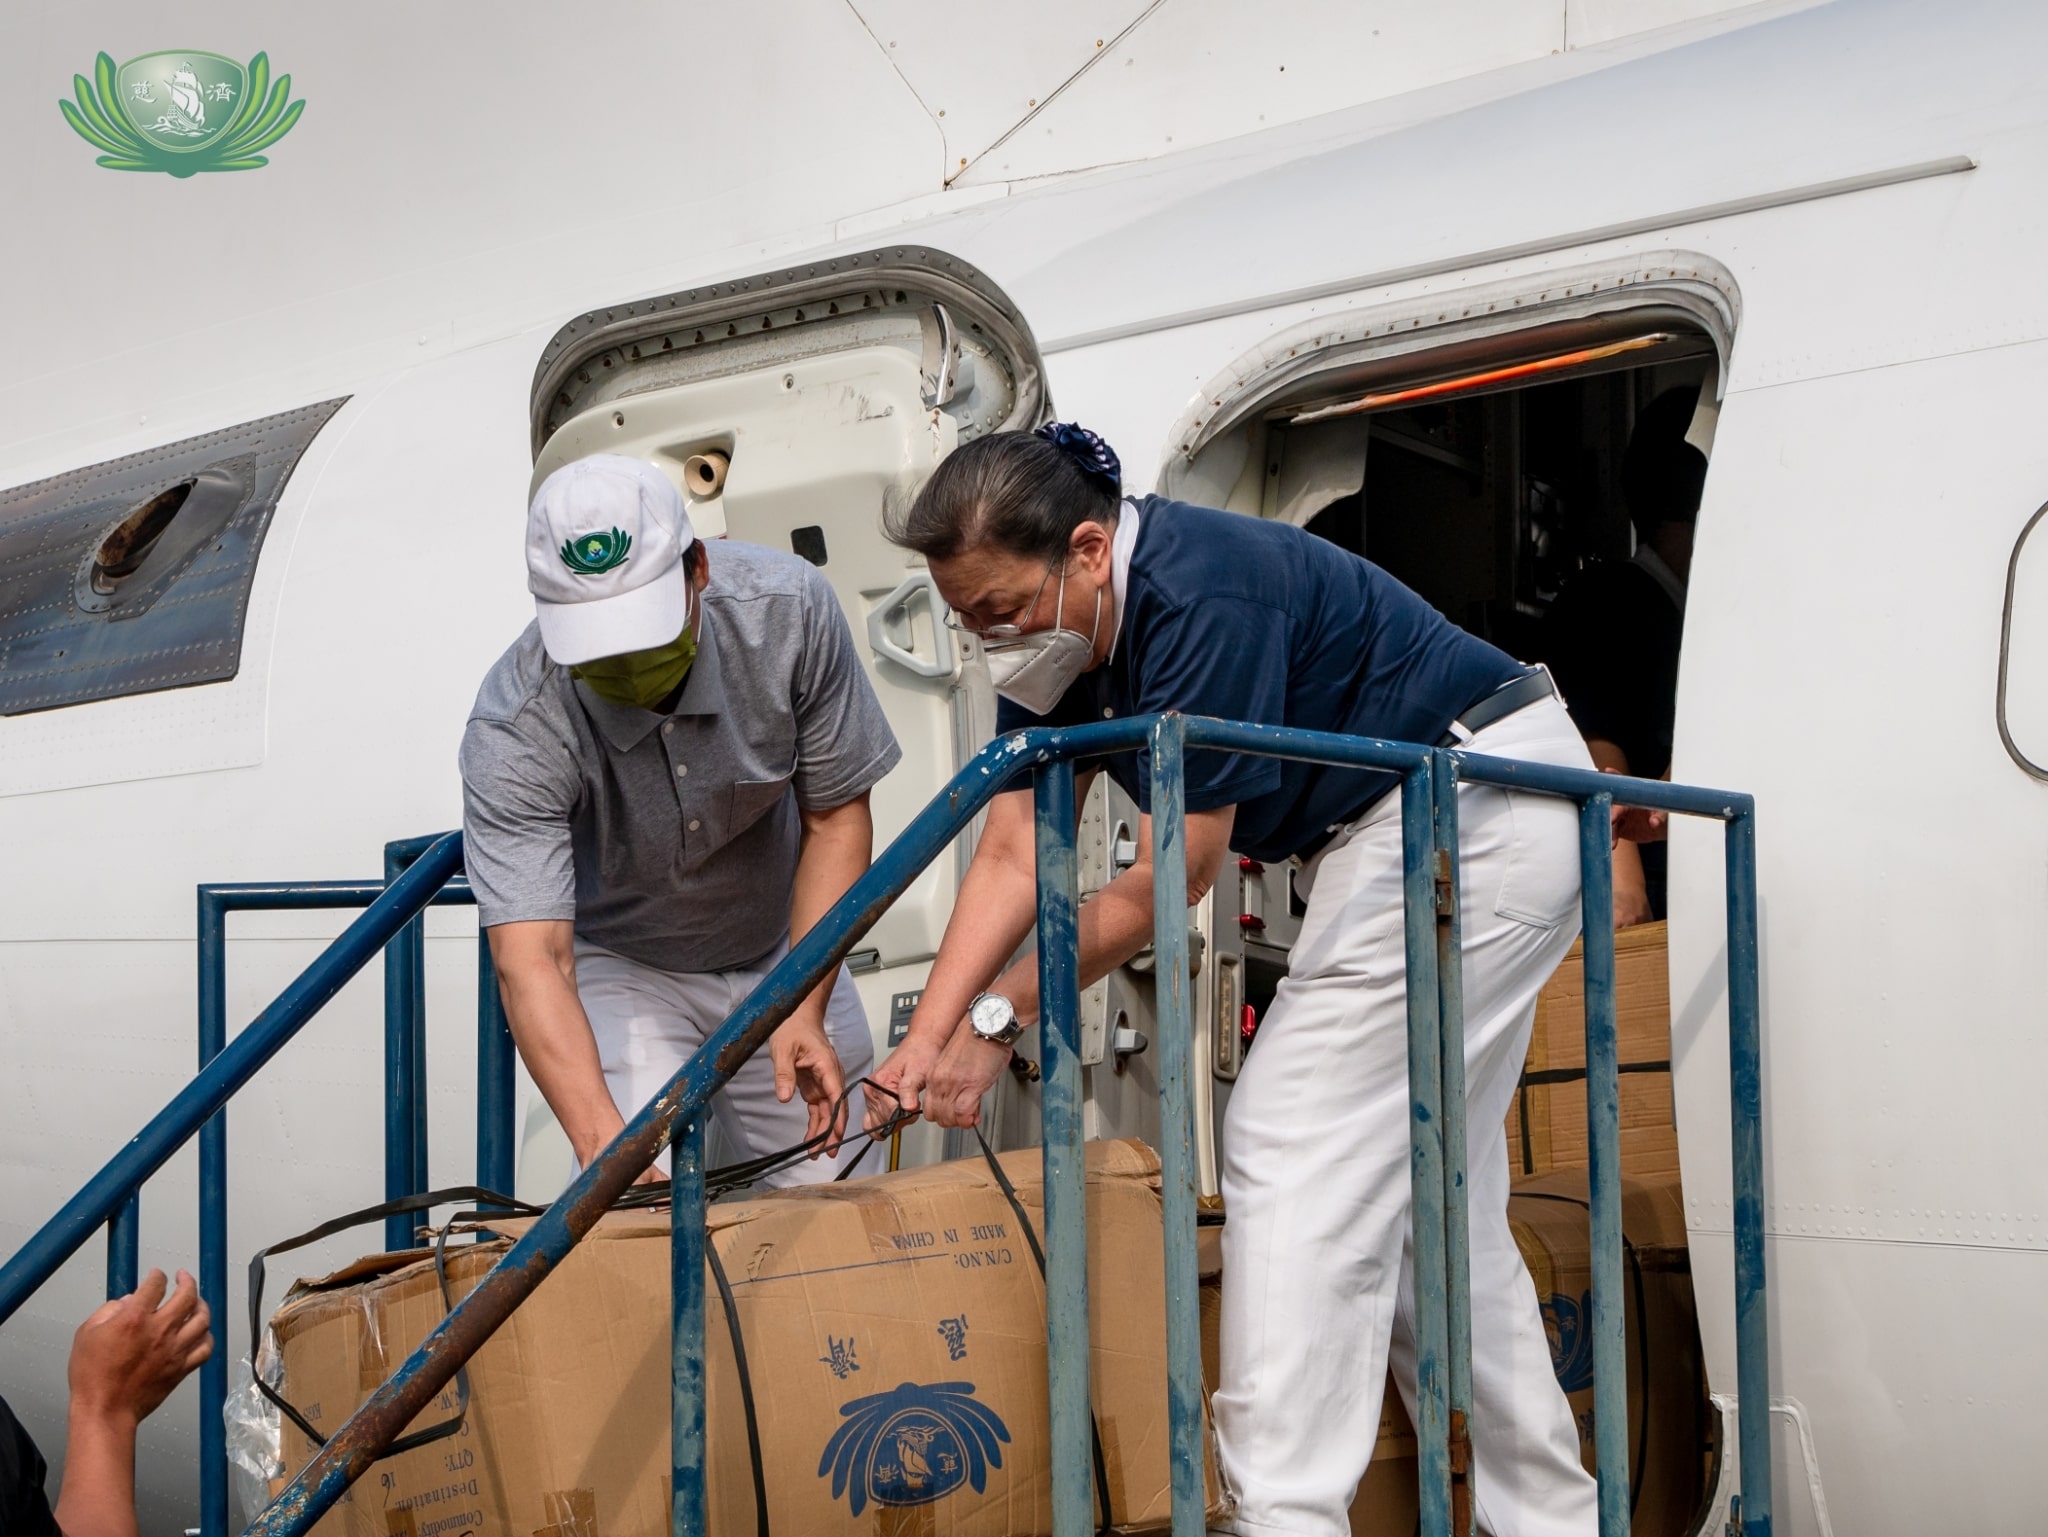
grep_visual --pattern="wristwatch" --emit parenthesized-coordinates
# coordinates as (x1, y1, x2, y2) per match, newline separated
(967, 991, 1025, 1047)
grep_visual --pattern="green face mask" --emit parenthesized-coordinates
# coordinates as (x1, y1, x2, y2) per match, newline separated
(572, 626, 698, 711)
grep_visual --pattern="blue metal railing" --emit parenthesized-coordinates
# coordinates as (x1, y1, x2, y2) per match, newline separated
(0, 714, 1771, 1537)
(0, 832, 518, 1537)
(188, 843, 517, 1536)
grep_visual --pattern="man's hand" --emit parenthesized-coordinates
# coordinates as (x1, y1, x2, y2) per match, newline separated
(1589, 748, 1670, 845)
(864, 1035, 943, 1137)
(771, 1011, 848, 1152)
(1612, 802, 1669, 844)
(920, 1024, 1013, 1130)
(68, 1268, 213, 1428)
(782, 791, 872, 1157)
(54, 1270, 214, 1537)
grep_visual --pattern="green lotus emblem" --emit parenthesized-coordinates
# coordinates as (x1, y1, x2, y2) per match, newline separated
(60, 51, 305, 176)
(560, 528, 633, 576)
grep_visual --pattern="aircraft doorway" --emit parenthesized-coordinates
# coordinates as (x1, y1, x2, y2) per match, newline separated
(1296, 356, 1714, 926)
(1165, 293, 1726, 1531)
(1199, 327, 1721, 1182)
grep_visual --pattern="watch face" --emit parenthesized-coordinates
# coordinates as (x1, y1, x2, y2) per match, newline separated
(970, 993, 1014, 1038)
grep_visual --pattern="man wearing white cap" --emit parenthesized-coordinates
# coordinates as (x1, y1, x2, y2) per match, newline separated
(460, 454, 901, 1184)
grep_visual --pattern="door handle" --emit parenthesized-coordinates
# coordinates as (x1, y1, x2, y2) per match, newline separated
(867, 571, 957, 680)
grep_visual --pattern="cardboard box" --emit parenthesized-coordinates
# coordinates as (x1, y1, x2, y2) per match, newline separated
(272, 1139, 1219, 1537)
(1508, 921, 1679, 1182)
(1508, 1171, 1710, 1535)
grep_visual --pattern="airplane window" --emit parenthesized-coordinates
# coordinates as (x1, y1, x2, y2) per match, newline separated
(0, 397, 346, 716)
(1997, 501, 2048, 781)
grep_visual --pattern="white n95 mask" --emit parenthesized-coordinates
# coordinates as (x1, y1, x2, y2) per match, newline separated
(984, 569, 1102, 716)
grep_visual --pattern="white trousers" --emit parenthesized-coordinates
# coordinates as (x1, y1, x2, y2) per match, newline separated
(574, 937, 876, 1188)
(1215, 695, 1598, 1536)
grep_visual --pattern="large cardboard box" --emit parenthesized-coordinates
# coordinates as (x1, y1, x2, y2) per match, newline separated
(1507, 921, 1679, 1182)
(272, 1140, 1218, 1537)
(1508, 1171, 1710, 1535)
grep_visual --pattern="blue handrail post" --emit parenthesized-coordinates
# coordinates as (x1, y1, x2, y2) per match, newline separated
(1725, 808, 1772, 1537)
(105, 1192, 139, 1299)
(1146, 715, 1205, 1537)
(1033, 757, 1094, 1537)
(1430, 750, 1475, 1537)
(670, 1115, 708, 1537)
(411, 923, 429, 1195)
(1578, 794, 1630, 1536)
(198, 887, 230, 1537)
(389, 836, 441, 1203)
(384, 841, 426, 1252)
(1399, 759, 1453, 1537)
(477, 934, 516, 1198)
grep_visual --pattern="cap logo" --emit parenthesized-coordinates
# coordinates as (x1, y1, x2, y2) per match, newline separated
(559, 527, 632, 576)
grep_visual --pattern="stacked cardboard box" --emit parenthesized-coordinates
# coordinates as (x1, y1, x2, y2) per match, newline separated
(271, 1145, 1705, 1536)
(271, 1139, 1219, 1537)
(1509, 1170, 1711, 1534)
(1507, 921, 1679, 1182)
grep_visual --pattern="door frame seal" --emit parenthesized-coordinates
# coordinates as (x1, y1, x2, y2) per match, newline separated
(1157, 251, 1740, 490)
(529, 246, 1049, 458)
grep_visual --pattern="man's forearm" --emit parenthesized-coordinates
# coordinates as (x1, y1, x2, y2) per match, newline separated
(904, 839, 1042, 1053)
(53, 1405, 138, 1537)
(493, 948, 622, 1165)
(912, 798, 1230, 1049)
(789, 799, 874, 1029)
(990, 863, 1160, 1026)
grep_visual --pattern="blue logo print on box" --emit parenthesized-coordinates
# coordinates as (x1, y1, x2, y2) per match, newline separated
(819, 1380, 1011, 1515)
(1541, 1290, 1594, 1393)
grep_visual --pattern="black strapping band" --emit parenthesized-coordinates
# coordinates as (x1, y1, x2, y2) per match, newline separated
(690, 1078, 915, 1537)
(1519, 1060, 1671, 1088)
(246, 1185, 542, 1458)
(245, 1081, 944, 1519)
(973, 1126, 1115, 1537)
(704, 1238, 771, 1537)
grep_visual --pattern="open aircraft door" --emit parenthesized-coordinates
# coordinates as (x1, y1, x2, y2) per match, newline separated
(523, 250, 1047, 1173)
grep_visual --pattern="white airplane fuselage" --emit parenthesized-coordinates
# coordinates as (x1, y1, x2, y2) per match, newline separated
(4, 3, 2045, 1532)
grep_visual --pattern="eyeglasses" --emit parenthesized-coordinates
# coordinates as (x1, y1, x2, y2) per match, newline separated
(940, 559, 1063, 640)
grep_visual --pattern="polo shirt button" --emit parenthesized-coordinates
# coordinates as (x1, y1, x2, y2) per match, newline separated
(688, 819, 701, 831)
(675, 763, 687, 777)
(1103, 707, 1115, 719)
(662, 722, 674, 735)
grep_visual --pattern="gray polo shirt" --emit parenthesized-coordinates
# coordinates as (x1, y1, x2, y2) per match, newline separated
(459, 540, 901, 974)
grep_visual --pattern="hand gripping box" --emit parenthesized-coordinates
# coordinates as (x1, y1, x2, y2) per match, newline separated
(270, 1139, 1220, 1536)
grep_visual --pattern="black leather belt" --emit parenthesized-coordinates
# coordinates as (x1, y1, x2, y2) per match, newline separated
(1437, 667, 1556, 747)
(1293, 668, 1561, 865)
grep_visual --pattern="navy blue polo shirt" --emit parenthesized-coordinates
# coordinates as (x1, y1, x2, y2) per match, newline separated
(994, 496, 1524, 862)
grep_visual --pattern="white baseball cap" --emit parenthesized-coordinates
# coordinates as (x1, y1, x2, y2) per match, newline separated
(526, 455, 696, 666)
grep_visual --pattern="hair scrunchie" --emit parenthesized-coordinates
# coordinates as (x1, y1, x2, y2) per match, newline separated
(1034, 420, 1122, 495)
